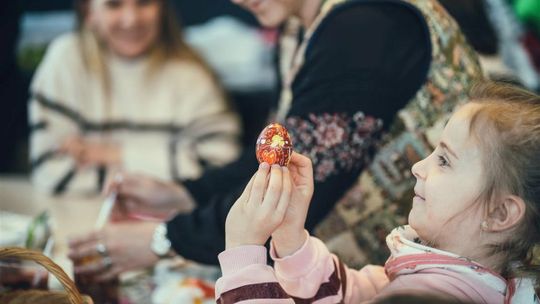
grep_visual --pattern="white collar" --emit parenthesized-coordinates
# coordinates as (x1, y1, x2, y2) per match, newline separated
(385, 226, 539, 304)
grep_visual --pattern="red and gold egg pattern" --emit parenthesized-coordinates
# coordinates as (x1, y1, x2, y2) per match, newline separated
(256, 123, 293, 166)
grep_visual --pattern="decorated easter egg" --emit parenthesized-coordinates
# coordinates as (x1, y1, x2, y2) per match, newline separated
(256, 123, 293, 166)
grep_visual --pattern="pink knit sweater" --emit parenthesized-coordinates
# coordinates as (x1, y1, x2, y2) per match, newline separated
(215, 227, 538, 303)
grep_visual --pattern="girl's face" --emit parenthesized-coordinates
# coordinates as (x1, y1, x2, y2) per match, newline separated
(409, 104, 486, 253)
(87, 0, 161, 58)
(230, 0, 299, 28)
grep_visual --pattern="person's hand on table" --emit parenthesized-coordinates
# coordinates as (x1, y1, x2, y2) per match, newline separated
(105, 174, 196, 221)
(225, 162, 292, 249)
(271, 152, 314, 257)
(67, 221, 160, 282)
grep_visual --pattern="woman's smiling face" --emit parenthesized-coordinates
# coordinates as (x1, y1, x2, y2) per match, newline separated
(87, 0, 161, 58)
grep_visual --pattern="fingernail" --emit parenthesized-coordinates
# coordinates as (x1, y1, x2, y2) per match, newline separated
(282, 167, 289, 172)
(271, 164, 280, 170)
(259, 162, 269, 170)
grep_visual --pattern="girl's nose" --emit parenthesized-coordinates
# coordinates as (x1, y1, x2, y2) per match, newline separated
(411, 158, 426, 180)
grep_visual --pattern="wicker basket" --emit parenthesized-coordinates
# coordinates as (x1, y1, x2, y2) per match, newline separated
(0, 247, 92, 304)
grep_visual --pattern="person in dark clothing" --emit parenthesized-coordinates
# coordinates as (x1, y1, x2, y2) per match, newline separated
(0, 1, 28, 173)
(438, 0, 498, 55)
(67, 0, 482, 280)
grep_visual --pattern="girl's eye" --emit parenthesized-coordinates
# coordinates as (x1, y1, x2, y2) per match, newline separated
(437, 155, 450, 167)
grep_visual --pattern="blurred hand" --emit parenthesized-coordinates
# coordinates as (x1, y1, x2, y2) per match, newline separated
(67, 221, 160, 282)
(105, 174, 196, 221)
(225, 163, 292, 249)
(78, 142, 121, 167)
(60, 136, 85, 159)
(271, 152, 314, 257)
(61, 136, 121, 167)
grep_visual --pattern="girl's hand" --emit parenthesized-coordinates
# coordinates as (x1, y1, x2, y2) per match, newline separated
(271, 152, 314, 257)
(225, 163, 292, 249)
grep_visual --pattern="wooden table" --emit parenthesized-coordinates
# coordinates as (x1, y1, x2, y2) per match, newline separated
(1, 175, 220, 302)
(0, 175, 103, 285)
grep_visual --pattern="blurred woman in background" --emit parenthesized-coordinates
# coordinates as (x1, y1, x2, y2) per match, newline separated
(29, 0, 241, 195)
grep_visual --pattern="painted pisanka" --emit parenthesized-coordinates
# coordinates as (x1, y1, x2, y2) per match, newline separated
(256, 123, 293, 166)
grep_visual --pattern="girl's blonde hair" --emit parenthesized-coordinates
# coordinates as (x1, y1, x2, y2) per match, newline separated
(467, 81, 540, 281)
(74, 0, 217, 96)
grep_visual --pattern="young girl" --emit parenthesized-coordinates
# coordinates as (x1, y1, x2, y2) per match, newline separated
(29, 0, 241, 195)
(216, 81, 540, 303)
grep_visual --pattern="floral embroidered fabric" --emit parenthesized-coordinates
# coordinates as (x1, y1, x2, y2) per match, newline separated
(286, 112, 383, 182)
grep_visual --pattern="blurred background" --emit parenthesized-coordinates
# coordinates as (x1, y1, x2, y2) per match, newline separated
(1, 0, 280, 175)
(1, 0, 539, 302)
(2, 0, 540, 174)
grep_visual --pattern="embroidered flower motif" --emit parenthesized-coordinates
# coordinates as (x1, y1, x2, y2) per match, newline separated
(286, 112, 383, 181)
(312, 114, 347, 148)
(315, 159, 336, 181)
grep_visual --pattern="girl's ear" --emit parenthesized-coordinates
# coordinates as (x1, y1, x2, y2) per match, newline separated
(487, 195, 526, 232)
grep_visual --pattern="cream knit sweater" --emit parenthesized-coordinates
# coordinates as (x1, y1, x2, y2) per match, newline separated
(29, 33, 241, 194)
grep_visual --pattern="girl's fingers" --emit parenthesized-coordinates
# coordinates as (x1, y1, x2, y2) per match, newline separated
(288, 152, 313, 180)
(276, 167, 292, 216)
(238, 173, 257, 205)
(261, 165, 283, 209)
(289, 152, 310, 167)
(248, 163, 270, 205)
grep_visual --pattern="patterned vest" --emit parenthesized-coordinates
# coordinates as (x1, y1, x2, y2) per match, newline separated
(278, 0, 483, 267)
